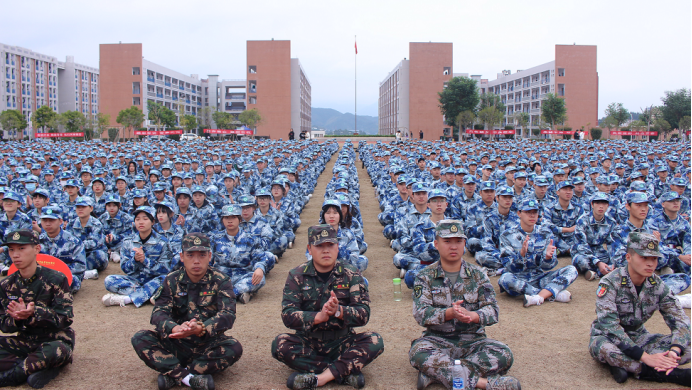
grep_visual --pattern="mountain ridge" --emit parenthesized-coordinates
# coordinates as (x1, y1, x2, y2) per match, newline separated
(311, 107, 378, 134)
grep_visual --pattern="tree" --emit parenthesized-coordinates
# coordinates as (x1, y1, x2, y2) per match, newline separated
(604, 102, 629, 130)
(438, 76, 480, 129)
(181, 115, 197, 134)
(32, 105, 57, 135)
(653, 118, 672, 139)
(116, 106, 145, 141)
(147, 101, 176, 130)
(455, 110, 476, 140)
(590, 127, 603, 140)
(197, 106, 213, 135)
(477, 106, 504, 131)
(238, 109, 263, 137)
(108, 128, 119, 142)
(660, 88, 691, 132)
(93, 112, 110, 139)
(541, 93, 567, 131)
(0, 110, 28, 140)
(212, 111, 233, 130)
(603, 116, 618, 138)
(516, 112, 530, 138)
(159, 107, 177, 129)
(59, 111, 86, 133)
(679, 116, 691, 139)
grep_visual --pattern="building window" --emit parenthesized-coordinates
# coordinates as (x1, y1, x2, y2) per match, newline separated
(133, 97, 140, 105)
(558, 68, 565, 77)
(132, 82, 140, 95)
(248, 65, 256, 74)
(557, 84, 565, 97)
(249, 96, 257, 104)
(443, 67, 451, 75)
(249, 81, 257, 93)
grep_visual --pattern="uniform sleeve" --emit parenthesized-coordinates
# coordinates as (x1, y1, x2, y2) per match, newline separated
(412, 273, 447, 326)
(251, 237, 274, 273)
(280, 271, 317, 332)
(659, 283, 691, 353)
(27, 275, 73, 330)
(151, 277, 179, 334)
(412, 226, 439, 263)
(542, 205, 561, 235)
(610, 226, 628, 267)
(0, 282, 20, 333)
(119, 239, 139, 275)
(143, 240, 173, 276)
(571, 218, 595, 261)
(500, 231, 524, 272)
(340, 271, 371, 328)
(202, 278, 236, 337)
(70, 239, 88, 275)
(464, 206, 483, 238)
(475, 272, 499, 327)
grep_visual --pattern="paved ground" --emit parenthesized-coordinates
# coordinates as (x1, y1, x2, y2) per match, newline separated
(2, 147, 689, 389)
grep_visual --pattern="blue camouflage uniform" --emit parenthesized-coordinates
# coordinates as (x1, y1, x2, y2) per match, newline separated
(39, 226, 87, 293)
(65, 215, 109, 272)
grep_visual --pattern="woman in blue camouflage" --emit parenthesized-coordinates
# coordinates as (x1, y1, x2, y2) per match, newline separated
(65, 196, 108, 280)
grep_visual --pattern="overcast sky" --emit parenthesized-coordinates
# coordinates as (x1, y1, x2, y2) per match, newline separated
(2, 0, 690, 117)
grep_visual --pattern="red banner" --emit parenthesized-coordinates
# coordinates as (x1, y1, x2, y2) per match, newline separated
(35, 132, 84, 138)
(540, 130, 575, 135)
(204, 129, 253, 135)
(134, 130, 184, 136)
(611, 131, 658, 136)
(466, 129, 515, 135)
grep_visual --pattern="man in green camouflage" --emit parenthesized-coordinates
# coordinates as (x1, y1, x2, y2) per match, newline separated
(409, 220, 520, 390)
(0, 229, 74, 389)
(132, 233, 243, 390)
(589, 231, 690, 386)
(271, 224, 384, 390)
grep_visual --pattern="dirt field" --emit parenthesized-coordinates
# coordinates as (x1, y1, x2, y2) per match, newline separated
(4, 148, 689, 390)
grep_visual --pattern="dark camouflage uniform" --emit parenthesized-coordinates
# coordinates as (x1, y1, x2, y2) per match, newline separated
(0, 266, 74, 377)
(410, 261, 514, 389)
(131, 267, 242, 382)
(589, 266, 690, 375)
(271, 260, 384, 380)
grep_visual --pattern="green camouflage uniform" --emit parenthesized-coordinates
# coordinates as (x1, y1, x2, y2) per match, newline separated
(132, 233, 242, 383)
(0, 230, 75, 378)
(409, 220, 514, 390)
(271, 224, 384, 381)
(589, 233, 691, 375)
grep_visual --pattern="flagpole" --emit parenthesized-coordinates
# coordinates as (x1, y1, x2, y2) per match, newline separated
(354, 35, 357, 136)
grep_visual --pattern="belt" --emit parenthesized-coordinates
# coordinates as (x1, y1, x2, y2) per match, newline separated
(622, 325, 641, 333)
(303, 328, 350, 341)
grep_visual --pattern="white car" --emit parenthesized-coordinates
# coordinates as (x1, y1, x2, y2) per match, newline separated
(180, 133, 200, 141)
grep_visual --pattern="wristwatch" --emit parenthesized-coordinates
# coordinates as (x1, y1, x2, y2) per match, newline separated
(335, 305, 342, 319)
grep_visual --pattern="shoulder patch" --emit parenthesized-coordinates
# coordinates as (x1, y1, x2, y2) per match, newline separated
(647, 276, 656, 285)
(597, 284, 608, 297)
(413, 285, 423, 298)
(621, 276, 627, 286)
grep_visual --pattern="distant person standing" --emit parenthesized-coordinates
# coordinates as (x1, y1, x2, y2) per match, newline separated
(289, 128, 294, 140)
(419, 130, 424, 140)
(574, 130, 579, 140)
(396, 130, 401, 141)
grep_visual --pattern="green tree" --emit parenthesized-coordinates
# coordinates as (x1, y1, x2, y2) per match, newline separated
(108, 128, 119, 142)
(0, 110, 28, 140)
(211, 111, 233, 130)
(603, 116, 618, 138)
(590, 127, 603, 140)
(438, 76, 480, 132)
(238, 109, 263, 137)
(32, 105, 58, 134)
(653, 118, 672, 139)
(197, 106, 213, 135)
(159, 107, 177, 129)
(516, 112, 530, 138)
(147, 101, 175, 130)
(93, 112, 110, 139)
(477, 106, 504, 131)
(181, 115, 197, 133)
(116, 106, 145, 141)
(604, 102, 629, 130)
(455, 110, 476, 140)
(59, 111, 86, 133)
(541, 93, 567, 130)
(679, 115, 691, 139)
(660, 88, 691, 131)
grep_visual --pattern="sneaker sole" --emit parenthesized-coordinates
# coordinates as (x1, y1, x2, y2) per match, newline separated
(27, 368, 60, 389)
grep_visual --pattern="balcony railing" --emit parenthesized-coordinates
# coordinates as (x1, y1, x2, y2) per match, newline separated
(164, 95, 171, 100)
(165, 82, 171, 87)
(185, 99, 191, 104)
(531, 108, 540, 114)
(531, 81, 539, 87)
(197, 101, 202, 106)
(156, 93, 163, 98)
(172, 97, 178, 101)
(179, 86, 184, 90)
(147, 91, 156, 97)
(147, 76, 155, 82)
(506, 99, 514, 104)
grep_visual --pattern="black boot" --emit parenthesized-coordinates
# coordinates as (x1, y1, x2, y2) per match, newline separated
(639, 364, 691, 386)
(27, 367, 61, 389)
(609, 365, 628, 383)
(0, 367, 28, 387)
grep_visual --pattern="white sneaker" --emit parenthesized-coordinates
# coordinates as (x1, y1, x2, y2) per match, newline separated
(554, 290, 572, 303)
(288, 241, 293, 249)
(110, 252, 121, 263)
(0, 264, 9, 275)
(676, 293, 691, 309)
(102, 293, 129, 307)
(400, 267, 406, 279)
(84, 270, 99, 280)
(523, 294, 544, 307)
(238, 292, 251, 304)
(584, 270, 597, 281)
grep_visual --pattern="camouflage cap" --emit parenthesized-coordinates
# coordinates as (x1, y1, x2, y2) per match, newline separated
(659, 191, 681, 203)
(626, 191, 649, 204)
(307, 224, 339, 246)
(3, 229, 39, 246)
(519, 198, 540, 211)
(591, 192, 610, 202)
(480, 181, 496, 191)
(496, 186, 514, 197)
(628, 232, 663, 258)
(435, 219, 467, 239)
(181, 233, 211, 252)
(556, 180, 574, 190)
(39, 206, 62, 219)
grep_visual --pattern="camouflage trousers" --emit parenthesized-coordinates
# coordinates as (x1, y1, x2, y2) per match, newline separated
(393, 253, 425, 271)
(357, 240, 368, 255)
(498, 266, 578, 297)
(104, 274, 165, 307)
(572, 253, 612, 274)
(132, 330, 242, 381)
(269, 234, 290, 256)
(552, 235, 574, 255)
(271, 331, 384, 380)
(466, 238, 482, 254)
(475, 250, 502, 270)
(409, 335, 514, 390)
(0, 336, 73, 376)
(660, 273, 691, 296)
(590, 331, 691, 375)
(383, 224, 397, 240)
(85, 249, 109, 272)
(230, 272, 266, 297)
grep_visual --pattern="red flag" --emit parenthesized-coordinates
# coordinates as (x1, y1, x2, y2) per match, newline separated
(355, 41, 358, 54)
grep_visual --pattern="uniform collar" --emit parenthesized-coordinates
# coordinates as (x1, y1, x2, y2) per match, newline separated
(433, 261, 471, 280)
(303, 260, 345, 276)
(177, 267, 213, 285)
